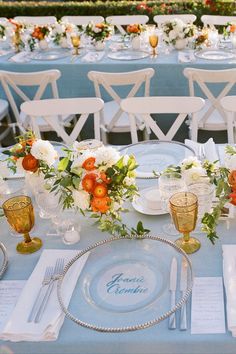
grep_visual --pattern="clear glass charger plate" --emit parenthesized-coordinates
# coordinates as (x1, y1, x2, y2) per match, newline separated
(57, 235, 193, 332)
(120, 140, 195, 179)
(194, 49, 235, 60)
(107, 50, 149, 61)
(0, 242, 8, 279)
(30, 48, 71, 61)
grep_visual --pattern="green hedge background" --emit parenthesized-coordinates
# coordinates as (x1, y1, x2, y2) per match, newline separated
(0, 1, 235, 24)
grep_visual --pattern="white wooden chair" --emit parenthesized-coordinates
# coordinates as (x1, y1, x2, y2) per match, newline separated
(105, 15, 149, 35)
(0, 18, 8, 23)
(21, 97, 104, 145)
(88, 68, 155, 144)
(120, 96, 205, 142)
(0, 100, 11, 145)
(183, 68, 236, 142)
(154, 14, 196, 27)
(220, 96, 236, 144)
(14, 16, 57, 25)
(61, 16, 104, 26)
(0, 69, 73, 135)
(201, 15, 236, 27)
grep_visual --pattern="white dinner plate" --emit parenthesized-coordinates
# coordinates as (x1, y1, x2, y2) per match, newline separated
(194, 49, 235, 60)
(132, 187, 168, 216)
(108, 50, 149, 61)
(30, 48, 71, 61)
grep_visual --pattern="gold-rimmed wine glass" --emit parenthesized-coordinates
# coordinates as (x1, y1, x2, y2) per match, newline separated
(169, 192, 200, 254)
(149, 33, 159, 58)
(3, 195, 42, 254)
(71, 34, 80, 55)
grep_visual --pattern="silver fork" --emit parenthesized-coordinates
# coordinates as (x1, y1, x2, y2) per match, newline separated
(27, 266, 54, 322)
(34, 258, 64, 323)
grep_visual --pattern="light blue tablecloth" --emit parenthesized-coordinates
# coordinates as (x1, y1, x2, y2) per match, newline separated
(1, 176, 236, 354)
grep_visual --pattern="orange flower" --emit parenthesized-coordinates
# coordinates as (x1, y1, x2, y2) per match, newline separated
(91, 196, 110, 213)
(228, 170, 236, 191)
(82, 157, 96, 171)
(229, 191, 236, 206)
(22, 154, 39, 172)
(127, 24, 141, 34)
(100, 172, 112, 184)
(96, 23, 104, 29)
(93, 183, 108, 198)
(82, 173, 97, 192)
(230, 24, 236, 33)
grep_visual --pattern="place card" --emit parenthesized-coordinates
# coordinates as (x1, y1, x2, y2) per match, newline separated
(0, 281, 26, 332)
(191, 277, 225, 334)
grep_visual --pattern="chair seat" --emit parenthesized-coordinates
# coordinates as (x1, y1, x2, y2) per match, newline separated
(103, 101, 142, 132)
(19, 111, 74, 132)
(194, 99, 227, 131)
(0, 99, 9, 120)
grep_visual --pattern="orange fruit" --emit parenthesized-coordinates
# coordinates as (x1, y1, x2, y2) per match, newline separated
(22, 154, 39, 172)
(82, 157, 96, 171)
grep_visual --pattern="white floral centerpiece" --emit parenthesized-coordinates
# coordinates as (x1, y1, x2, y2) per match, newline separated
(161, 18, 196, 50)
(85, 21, 112, 50)
(51, 21, 77, 48)
(163, 147, 236, 244)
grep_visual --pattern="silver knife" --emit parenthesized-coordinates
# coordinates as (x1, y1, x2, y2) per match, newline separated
(168, 257, 177, 329)
(180, 257, 188, 330)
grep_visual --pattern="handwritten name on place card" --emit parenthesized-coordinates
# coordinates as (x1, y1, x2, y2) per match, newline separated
(191, 277, 226, 334)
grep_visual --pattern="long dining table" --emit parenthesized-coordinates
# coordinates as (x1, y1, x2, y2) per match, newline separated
(0, 173, 236, 354)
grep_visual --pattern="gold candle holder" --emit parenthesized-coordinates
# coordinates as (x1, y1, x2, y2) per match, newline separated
(3, 195, 42, 254)
(169, 192, 200, 254)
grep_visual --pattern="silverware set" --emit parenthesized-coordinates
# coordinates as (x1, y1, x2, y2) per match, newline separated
(28, 258, 64, 323)
(168, 257, 188, 331)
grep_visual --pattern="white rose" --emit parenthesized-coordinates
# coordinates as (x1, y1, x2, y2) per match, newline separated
(169, 29, 177, 40)
(225, 154, 236, 170)
(124, 176, 136, 186)
(72, 189, 90, 210)
(183, 167, 207, 185)
(112, 200, 123, 211)
(95, 147, 120, 167)
(93, 26, 101, 33)
(181, 156, 202, 171)
(31, 140, 58, 166)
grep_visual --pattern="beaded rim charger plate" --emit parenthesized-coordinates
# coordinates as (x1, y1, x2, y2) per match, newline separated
(30, 49, 71, 61)
(57, 235, 193, 332)
(194, 49, 235, 60)
(0, 243, 8, 279)
(108, 50, 149, 61)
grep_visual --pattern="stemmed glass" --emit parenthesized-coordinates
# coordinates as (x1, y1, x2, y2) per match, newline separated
(149, 31, 159, 58)
(71, 34, 81, 55)
(169, 191, 200, 254)
(2, 195, 42, 254)
(159, 172, 186, 235)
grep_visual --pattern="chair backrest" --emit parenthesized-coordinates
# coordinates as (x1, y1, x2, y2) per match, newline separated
(121, 96, 205, 141)
(21, 97, 104, 145)
(14, 16, 57, 25)
(0, 18, 8, 23)
(0, 70, 61, 131)
(88, 68, 155, 131)
(61, 16, 104, 26)
(201, 15, 236, 27)
(183, 68, 236, 131)
(106, 15, 149, 35)
(220, 96, 236, 143)
(154, 14, 196, 27)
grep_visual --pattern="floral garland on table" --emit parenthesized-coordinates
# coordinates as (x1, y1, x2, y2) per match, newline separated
(84, 21, 112, 42)
(164, 146, 236, 244)
(161, 18, 196, 48)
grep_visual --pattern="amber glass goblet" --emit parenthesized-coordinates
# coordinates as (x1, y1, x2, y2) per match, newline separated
(169, 192, 200, 254)
(71, 35, 80, 55)
(3, 195, 42, 254)
(149, 34, 158, 57)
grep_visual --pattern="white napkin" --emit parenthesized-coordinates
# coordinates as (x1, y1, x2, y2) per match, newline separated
(222, 245, 236, 336)
(0, 249, 89, 342)
(185, 138, 219, 163)
(9, 52, 31, 63)
(81, 51, 105, 63)
(178, 51, 195, 63)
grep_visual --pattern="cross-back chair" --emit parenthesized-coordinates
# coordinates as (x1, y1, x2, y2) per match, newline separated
(105, 15, 149, 35)
(14, 16, 57, 25)
(120, 96, 205, 141)
(220, 96, 236, 144)
(183, 68, 236, 142)
(154, 14, 196, 28)
(88, 68, 155, 144)
(21, 98, 104, 145)
(201, 15, 236, 27)
(61, 16, 104, 26)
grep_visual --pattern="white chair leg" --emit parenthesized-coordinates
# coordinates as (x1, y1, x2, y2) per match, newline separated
(227, 112, 235, 144)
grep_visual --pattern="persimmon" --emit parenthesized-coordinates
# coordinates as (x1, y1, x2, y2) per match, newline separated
(91, 196, 110, 213)
(22, 154, 39, 172)
(82, 157, 96, 171)
(93, 183, 107, 198)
